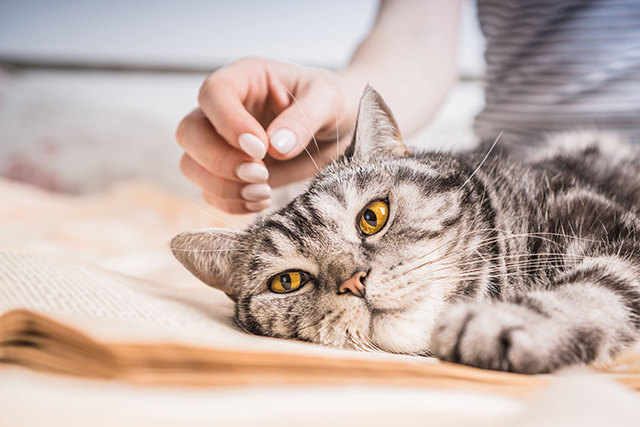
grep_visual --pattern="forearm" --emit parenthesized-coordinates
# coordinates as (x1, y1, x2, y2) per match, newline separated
(340, 0, 462, 137)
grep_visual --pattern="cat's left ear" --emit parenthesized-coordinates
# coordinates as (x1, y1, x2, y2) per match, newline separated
(171, 228, 245, 300)
(344, 86, 410, 162)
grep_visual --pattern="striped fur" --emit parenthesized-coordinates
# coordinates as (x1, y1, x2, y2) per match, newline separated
(172, 88, 640, 374)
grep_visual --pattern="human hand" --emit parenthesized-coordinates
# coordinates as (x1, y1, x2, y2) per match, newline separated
(176, 57, 360, 214)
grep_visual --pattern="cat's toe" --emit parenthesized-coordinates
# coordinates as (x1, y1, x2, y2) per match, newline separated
(431, 302, 553, 374)
(430, 303, 483, 364)
(501, 327, 550, 374)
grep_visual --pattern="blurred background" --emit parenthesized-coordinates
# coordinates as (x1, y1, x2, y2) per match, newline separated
(0, 0, 486, 199)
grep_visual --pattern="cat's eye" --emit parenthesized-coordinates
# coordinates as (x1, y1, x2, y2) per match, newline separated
(359, 200, 389, 235)
(270, 271, 308, 293)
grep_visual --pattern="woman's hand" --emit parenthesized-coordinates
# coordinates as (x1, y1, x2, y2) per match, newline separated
(175, 57, 360, 214)
(176, 1, 462, 214)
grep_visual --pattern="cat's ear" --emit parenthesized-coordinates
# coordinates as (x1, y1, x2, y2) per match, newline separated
(344, 86, 410, 162)
(171, 228, 244, 300)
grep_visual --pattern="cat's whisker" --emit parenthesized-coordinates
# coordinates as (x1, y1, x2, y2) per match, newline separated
(421, 252, 640, 283)
(428, 260, 562, 277)
(233, 313, 259, 337)
(307, 58, 342, 160)
(417, 253, 587, 276)
(199, 232, 250, 248)
(394, 224, 616, 280)
(481, 232, 558, 248)
(455, 226, 600, 244)
(409, 228, 601, 268)
(172, 234, 250, 252)
(277, 84, 324, 164)
(408, 228, 566, 266)
(160, 188, 242, 230)
(262, 102, 321, 172)
(396, 251, 592, 283)
(259, 68, 323, 171)
(423, 267, 553, 284)
(459, 130, 503, 191)
(171, 248, 250, 253)
(434, 251, 583, 267)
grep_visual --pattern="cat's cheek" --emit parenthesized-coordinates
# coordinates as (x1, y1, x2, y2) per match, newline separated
(370, 309, 439, 355)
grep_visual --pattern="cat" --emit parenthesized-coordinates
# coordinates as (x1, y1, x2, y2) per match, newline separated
(172, 87, 640, 374)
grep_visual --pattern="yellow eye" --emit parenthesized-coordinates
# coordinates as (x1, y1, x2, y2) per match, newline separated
(270, 272, 305, 293)
(359, 200, 389, 235)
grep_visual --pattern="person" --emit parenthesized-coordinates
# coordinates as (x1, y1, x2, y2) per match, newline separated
(175, 0, 640, 214)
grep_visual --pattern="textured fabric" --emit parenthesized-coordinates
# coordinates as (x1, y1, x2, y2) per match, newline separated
(474, 0, 640, 147)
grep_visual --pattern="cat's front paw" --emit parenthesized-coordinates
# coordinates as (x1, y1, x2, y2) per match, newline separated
(431, 302, 560, 374)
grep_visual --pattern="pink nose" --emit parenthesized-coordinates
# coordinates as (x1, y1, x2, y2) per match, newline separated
(339, 270, 367, 298)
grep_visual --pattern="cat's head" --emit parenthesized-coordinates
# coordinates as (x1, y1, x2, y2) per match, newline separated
(172, 87, 494, 355)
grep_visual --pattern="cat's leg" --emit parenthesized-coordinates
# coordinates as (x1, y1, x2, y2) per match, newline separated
(431, 257, 640, 373)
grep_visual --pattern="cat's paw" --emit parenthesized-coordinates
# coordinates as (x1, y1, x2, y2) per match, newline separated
(430, 302, 561, 374)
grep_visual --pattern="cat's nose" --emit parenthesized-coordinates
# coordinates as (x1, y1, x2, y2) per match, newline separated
(338, 269, 367, 298)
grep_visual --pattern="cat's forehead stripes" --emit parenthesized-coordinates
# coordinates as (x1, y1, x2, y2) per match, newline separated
(253, 154, 469, 261)
(255, 196, 339, 260)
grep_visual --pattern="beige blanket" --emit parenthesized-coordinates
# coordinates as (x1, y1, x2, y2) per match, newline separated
(2, 177, 640, 426)
(0, 177, 249, 286)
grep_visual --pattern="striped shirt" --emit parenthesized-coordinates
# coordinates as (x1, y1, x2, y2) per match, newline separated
(474, 0, 640, 147)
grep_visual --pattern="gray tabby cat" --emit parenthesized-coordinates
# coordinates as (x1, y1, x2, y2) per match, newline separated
(172, 87, 640, 374)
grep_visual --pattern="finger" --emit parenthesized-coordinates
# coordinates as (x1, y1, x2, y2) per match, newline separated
(202, 192, 271, 215)
(266, 133, 350, 187)
(176, 109, 268, 183)
(180, 154, 272, 202)
(180, 154, 243, 200)
(265, 86, 339, 161)
(198, 71, 270, 161)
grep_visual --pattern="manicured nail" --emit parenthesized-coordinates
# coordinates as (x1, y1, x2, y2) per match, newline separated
(270, 129, 297, 155)
(241, 183, 271, 201)
(236, 162, 269, 183)
(238, 133, 267, 160)
(245, 200, 271, 212)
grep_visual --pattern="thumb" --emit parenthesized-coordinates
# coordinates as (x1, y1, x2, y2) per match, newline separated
(266, 95, 335, 161)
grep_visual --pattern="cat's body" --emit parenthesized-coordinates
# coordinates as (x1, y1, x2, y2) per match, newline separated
(173, 88, 640, 374)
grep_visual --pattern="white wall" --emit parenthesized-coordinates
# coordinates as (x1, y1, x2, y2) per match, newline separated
(0, 0, 378, 69)
(0, 0, 484, 74)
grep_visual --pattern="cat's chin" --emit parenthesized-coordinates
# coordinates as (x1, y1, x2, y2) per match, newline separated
(369, 307, 441, 355)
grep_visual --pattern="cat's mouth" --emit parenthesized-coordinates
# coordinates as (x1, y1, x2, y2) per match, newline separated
(369, 306, 407, 316)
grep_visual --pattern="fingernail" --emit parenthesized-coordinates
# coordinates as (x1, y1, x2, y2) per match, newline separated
(245, 200, 271, 212)
(241, 183, 271, 201)
(236, 162, 269, 183)
(238, 133, 267, 160)
(270, 129, 297, 155)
